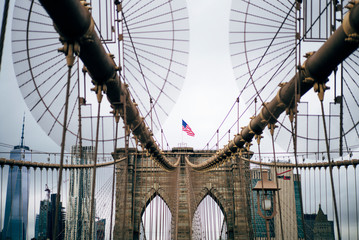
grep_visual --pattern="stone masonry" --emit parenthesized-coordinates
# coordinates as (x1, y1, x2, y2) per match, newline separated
(113, 147, 252, 239)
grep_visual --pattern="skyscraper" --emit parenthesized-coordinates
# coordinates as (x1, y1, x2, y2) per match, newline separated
(34, 191, 66, 240)
(35, 199, 50, 240)
(1, 116, 30, 240)
(65, 145, 95, 240)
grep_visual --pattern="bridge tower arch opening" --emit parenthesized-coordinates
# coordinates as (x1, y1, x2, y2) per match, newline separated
(140, 193, 172, 240)
(192, 193, 228, 240)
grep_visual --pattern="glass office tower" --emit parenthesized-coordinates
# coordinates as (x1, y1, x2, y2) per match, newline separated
(2, 139, 31, 239)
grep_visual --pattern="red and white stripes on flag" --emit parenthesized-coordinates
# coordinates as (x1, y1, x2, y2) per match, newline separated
(182, 120, 195, 137)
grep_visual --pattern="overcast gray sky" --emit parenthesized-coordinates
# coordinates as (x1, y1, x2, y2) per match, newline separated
(0, 0, 240, 155)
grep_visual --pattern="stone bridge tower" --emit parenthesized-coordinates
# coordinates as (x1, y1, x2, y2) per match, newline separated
(113, 147, 252, 239)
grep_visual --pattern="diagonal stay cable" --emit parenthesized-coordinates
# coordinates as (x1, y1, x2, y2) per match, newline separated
(122, 9, 153, 103)
(206, 1, 333, 150)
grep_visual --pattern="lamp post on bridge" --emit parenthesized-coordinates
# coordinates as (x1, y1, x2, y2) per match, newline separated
(252, 169, 280, 240)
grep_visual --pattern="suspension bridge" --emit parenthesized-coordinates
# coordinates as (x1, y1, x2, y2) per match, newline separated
(1, 0, 359, 239)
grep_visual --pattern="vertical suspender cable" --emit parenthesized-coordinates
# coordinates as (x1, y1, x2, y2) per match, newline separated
(209, 197, 212, 240)
(204, 197, 208, 239)
(201, 203, 204, 239)
(149, 161, 153, 240)
(161, 129, 163, 150)
(325, 166, 328, 213)
(132, 137, 139, 238)
(89, 90, 103, 239)
(319, 167, 322, 206)
(256, 137, 271, 240)
(314, 168, 317, 212)
(161, 197, 164, 240)
(144, 150, 148, 237)
(33, 168, 36, 237)
(8, 166, 13, 236)
(20, 167, 23, 238)
(26, 166, 30, 240)
(338, 168, 342, 233)
(211, 197, 214, 240)
(320, 99, 341, 239)
(0, 166, 2, 234)
(207, 196, 211, 240)
(205, 201, 208, 240)
(201, 199, 205, 239)
(163, 202, 165, 240)
(309, 168, 312, 213)
(250, 169, 257, 238)
(109, 117, 119, 240)
(237, 97, 239, 134)
(155, 195, 157, 239)
(53, 53, 74, 239)
(102, 117, 105, 161)
(121, 88, 129, 239)
(354, 165, 359, 239)
(270, 130, 284, 240)
(346, 166, 350, 239)
(217, 197, 220, 239)
(166, 202, 168, 240)
(290, 120, 307, 240)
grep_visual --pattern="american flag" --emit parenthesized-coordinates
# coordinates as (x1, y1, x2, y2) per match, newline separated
(182, 120, 195, 137)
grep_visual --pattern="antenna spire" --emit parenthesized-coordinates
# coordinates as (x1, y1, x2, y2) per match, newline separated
(20, 113, 25, 147)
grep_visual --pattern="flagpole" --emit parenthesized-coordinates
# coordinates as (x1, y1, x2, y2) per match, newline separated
(181, 119, 184, 146)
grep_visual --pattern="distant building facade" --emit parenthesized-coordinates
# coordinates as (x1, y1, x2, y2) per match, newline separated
(1, 119, 30, 240)
(273, 168, 303, 239)
(35, 199, 50, 240)
(294, 173, 305, 238)
(250, 166, 304, 239)
(304, 204, 334, 240)
(95, 219, 106, 240)
(34, 193, 65, 240)
(65, 146, 95, 240)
